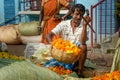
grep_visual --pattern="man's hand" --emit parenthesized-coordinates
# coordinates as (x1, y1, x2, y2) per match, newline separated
(61, 16, 66, 20)
(54, 14, 62, 20)
(82, 15, 95, 33)
(83, 15, 91, 26)
(37, 26, 43, 34)
(46, 32, 55, 44)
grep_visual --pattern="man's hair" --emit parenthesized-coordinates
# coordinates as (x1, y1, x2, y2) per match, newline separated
(71, 4, 85, 15)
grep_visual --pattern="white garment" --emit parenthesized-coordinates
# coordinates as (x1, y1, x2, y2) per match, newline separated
(51, 19, 89, 44)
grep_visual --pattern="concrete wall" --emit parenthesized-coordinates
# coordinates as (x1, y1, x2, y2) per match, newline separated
(0, 0, 19, 25)
(75, 0, 98, 10)
(15, 0, 19, 23)
(0, 0, 99, 25)
(0, 0, 4, 25)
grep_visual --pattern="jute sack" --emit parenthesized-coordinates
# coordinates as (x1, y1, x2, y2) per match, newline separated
(20, 35, 42, 44)
(51, 47, 80, 64)
(0, 25, 21, 44)
(18, 21, 41, 36)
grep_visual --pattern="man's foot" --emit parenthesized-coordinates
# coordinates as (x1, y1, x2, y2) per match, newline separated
(72, 68, 84, 78)
(77, 73, 84, 78)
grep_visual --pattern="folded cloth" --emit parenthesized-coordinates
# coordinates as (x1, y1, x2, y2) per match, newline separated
(76, 41, 81, 47)
(44, 59, 74, 70)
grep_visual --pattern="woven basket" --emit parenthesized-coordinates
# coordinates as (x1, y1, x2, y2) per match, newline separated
(51, 47, 80, 63)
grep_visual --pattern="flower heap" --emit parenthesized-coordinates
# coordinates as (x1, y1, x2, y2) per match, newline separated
(93, 70, 120, 80)
(51, 38, 81, 56)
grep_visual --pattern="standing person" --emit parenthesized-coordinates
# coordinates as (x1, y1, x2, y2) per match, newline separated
(38, 0, 72, 44)
(46, 4, 91, 77)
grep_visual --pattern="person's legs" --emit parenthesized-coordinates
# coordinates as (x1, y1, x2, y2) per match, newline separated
(78, 44, 87, 74)
(73, 44, 87, 77)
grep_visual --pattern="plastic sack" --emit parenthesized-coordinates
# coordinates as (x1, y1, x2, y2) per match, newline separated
(24, 43, 51, 59)
(18, 21, 40, 36)
(30, 46, 52, 64)
(0, 61, 64, 80)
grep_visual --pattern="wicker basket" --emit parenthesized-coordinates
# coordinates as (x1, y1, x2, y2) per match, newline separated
(51, 47, 80, 63)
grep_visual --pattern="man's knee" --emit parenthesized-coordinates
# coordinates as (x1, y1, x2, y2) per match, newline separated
(80, 44, 87, 52)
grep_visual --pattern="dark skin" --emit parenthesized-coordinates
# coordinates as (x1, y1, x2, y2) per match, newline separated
(77, 13, 91, 75)
(37, 0, 72, 33)
(38, 5, 44, 33)
(46, 8, 91, 75)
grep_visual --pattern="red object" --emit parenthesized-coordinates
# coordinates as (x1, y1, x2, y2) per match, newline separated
(66, 0, 74, 2)
(30, 0, 42, 11)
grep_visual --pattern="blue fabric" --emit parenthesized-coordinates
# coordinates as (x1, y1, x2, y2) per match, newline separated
(76, 41, 81, 47)
(44, 41, 81, 70)
(44, 59, 74, 70)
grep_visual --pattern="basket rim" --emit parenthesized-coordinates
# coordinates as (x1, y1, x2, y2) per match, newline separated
(51, 46, 80, 63)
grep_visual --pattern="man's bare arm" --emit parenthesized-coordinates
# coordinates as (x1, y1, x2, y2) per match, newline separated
(46, 32, 56, 44)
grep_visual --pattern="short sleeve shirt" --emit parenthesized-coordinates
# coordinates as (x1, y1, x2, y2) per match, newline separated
(51, 20, 88, 44)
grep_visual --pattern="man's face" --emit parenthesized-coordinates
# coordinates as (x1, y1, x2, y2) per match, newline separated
(71, 8, 83, 26)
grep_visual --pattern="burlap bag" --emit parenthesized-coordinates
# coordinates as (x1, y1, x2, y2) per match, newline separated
(0, 25, 21, 44)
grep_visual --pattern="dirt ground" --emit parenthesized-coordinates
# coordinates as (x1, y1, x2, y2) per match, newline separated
(83, 48, 114, 78)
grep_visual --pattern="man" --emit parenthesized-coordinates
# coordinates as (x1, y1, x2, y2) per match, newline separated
(46, 4, 91, 77)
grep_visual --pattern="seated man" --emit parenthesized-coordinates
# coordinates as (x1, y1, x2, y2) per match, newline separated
(46, 4, 91, 77)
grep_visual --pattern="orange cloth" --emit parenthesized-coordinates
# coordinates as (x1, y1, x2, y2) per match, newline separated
(41, 0, 69, 44)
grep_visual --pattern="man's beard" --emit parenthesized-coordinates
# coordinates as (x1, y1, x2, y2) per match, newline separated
(74, 19, 81, 26)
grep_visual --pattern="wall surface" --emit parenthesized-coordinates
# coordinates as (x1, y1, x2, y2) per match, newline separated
(0, 0, 99, 25)
(0, 0, 19, 25)
(75, 0, 98, 10)
(0, 0, 4, 25)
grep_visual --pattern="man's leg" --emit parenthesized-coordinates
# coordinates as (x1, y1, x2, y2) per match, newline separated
(78, 44, 87, 74)
(72, 44, 87, 77)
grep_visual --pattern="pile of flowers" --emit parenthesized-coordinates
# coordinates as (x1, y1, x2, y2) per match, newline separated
(0, 52, 25, 60)
(93, 70, 120, 80)
(49, 66, 72, 75)
(51, 38, 81, 55)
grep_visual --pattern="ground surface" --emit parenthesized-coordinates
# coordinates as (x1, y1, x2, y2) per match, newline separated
(82, 48, 114, 78)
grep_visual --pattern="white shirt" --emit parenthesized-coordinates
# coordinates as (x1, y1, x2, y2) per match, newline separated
(51, 19, 89, 44)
